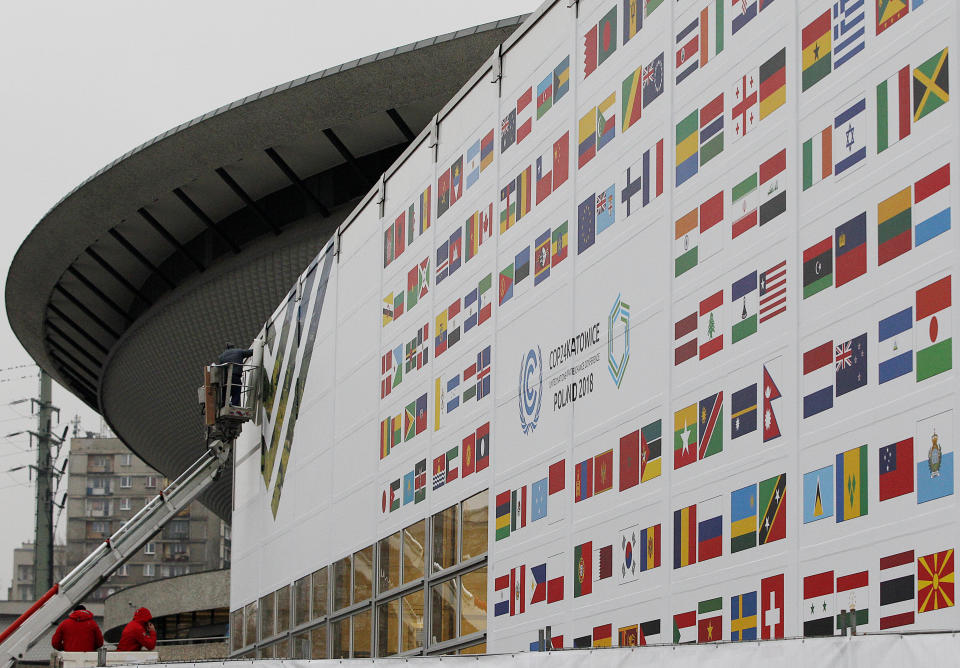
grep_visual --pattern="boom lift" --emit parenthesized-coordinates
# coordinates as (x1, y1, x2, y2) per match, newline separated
(0, 348, 261, 668)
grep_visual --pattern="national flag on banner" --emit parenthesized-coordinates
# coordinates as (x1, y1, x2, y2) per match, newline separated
(619, 525, 639, 583)
(510, 485, 527, 532)
(594, 448, 614, 495)
(832, 0, 866, 69)
(730, 384, 757, 439)
(549, 459, 565, 496)
(596, 184, 616, 235)
(640, 619, 660, 645)
(674, 209, 698, 277)
(803, 341, 834, 418)
(494, 573, 511, 616)
(641, 419, 662, 482)
(552, 222, 569, 267)
(534, 229, 551, 286)
(835, 570, 870, 629)
(597, 93, 617, 152)
(730, 64, 758, 141)
(620, 430, 640, 491)
(700, 93, 725, 166)
(593, 623, 612, 648)
(914, 163, 950, 246)
(675, 16, 701, 85)
(674, 311, 698, 365)
(915, 276, 952, 381)
(575, 457, 593, 502)
(761, 573, 785, 639)
(803, 237, 832, 298)
(698, 392, 723, 459)
(731, 0, 757, 35)
(529, 562, 547, 604)
(878, 185, 912, 265)
(583, 7, 617, 78)
(731, 169, 758, 238)
(546, 552, 564, 603)
(759, 473, 786, 544)
(594, 543, 613, 583)
(759, 149, 787, 225)
(878, 306, 913, 383)
(619, 624, 640, 647)
(578, 193, 596, 254)
(554, 55, 571, 101)
(698, 597, 723, 643)
(801, 10, 831, 91)
(697, 496, 722, 561)
(642, 52, 665, 107)
(495, 491, 511, 540)
(480, 130, 494, 171)
(834, 212, 867, 287)
(578, 107, 597, 169)
(622, 65, 643, 132)
(621, 137, 664, 217)
(574, 541, 593, 597)
(699, 290, 724, 359)
(803, 570, 835, 636)
(530, 478, 547, 521)
(674, 503, 697, 568)
(759, 48, 786, 119)
(673, 610, 697, 644)
(877, 65, 911, 153)
(674, 403, 698, 469)
(918, 549, 955, 613)
(880, 550, 915, 629)
(640, 523, 661, 571)
(676, 108, 699, 186)
(536, 73, 553, 119)
(623, 0, 641, 43)
(762, 361, 782, 441)
(916, 411, 954, 504)
(731, 591, 757, 641)
(833, 97, 867, 176)
(731, 271, 758, 342)
(466, 140, 481, 189)
(879, 438, 913, 501)
(836, 444, 868, 522)
(913, 47, 949, 122)
(802, 126, 832, 190)
(449, 157, 463, 207)
(510, 565, 526, 616)
(877, 0, 909, 34)
(516, 87, 533, 144)
(759, 260, 787, 323)
(730, 484, 757, 553)
(803, 465, 834, 523)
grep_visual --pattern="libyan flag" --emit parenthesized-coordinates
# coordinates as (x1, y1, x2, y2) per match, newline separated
(916, 276, 952, 381)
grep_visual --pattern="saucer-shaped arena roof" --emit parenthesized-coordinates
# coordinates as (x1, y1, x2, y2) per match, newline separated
(6, 17, 523, 520)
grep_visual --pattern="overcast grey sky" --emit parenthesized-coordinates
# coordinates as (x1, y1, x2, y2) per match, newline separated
(0, 0, 540, 597)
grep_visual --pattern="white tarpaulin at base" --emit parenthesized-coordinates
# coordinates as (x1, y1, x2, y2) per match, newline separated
(145, 633, 959, 668)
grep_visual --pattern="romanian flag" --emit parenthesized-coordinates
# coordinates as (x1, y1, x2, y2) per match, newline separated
(516, 167, 532, 221)
(673, 503, 697, 568)
(464, 212, 480, 261)
(801, 10, 831, 91)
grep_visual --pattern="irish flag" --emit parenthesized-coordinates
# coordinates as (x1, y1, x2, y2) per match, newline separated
(915, 275, 952, 381)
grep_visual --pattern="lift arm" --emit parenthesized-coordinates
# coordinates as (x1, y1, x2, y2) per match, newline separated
(0, 440, 232, 668)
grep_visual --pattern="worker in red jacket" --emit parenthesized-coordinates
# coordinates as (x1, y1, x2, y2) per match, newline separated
(116, 607, 157, 651)
(51, 605, 104, 652)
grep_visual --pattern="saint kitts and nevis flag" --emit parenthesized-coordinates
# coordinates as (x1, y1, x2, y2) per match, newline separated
(730, 473, 786, 553)
(877, 163, 951, 266)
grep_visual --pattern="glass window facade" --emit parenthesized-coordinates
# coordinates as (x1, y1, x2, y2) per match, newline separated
(275, 585, 290, 633)
(293, 575, 310, 626)
(333, 556, 351, 611)
(430, 578, 457, 645)
(353, 545, 373, 603)
(432, 505, 458, 572)
(402, 520, 425, 584)
(461, 491, 488, 561)
(259, 592, 274, 639)
(311, 566, 327, 619)
(378, 531, 401, 593)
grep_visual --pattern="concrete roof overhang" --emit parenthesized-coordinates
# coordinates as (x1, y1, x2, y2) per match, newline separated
(6, 17, 523, 520)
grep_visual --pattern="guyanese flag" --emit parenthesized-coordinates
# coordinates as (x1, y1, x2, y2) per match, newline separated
(801, 10, 831, 91)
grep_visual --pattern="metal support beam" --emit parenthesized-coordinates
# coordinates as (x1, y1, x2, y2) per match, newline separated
(215, 167, 281, 235)
(386, 108, 416, 142)
(85, 248, 154, 306)
(264, 147, 330, 217)
(49, 353, 98, 395)
(32, 371, 54, 595)
(108, 229, 177, 290)
(46, 339, 99, 381)
(172, 187, 242, 254)
(66, 267, 133, 324)
(53, 285, 120, 340)
(47, 323, 103, 367)
(322, 128, 373, 186)
(47, 305, 110, 356)
(137, 207, 206, 273)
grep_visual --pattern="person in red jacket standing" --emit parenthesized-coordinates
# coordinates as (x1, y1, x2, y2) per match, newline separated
(51, 605, 104, 652)
(116, 607, 157, 651)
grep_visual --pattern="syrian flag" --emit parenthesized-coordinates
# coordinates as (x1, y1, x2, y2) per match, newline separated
(803, 570, 834, 636)
(915, 275, 952, 381)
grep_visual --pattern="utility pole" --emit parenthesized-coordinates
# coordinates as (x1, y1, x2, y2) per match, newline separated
(32, 370, 55, 596)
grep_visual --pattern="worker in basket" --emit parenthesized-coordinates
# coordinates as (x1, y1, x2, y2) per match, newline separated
(116, 607, 156, 651)
(51, 604, 104, 652)
(217, 342, 253, 406)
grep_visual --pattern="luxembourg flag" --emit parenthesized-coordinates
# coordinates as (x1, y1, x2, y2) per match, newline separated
(878, 306, 913, 383)
(915, 275, 952, 381)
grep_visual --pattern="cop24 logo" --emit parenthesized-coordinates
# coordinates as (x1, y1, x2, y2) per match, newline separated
(608, 293, 630, 388)
(519, 346, 543, 435)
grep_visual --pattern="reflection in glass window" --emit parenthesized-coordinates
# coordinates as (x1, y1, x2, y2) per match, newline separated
(259, 592, 275, 638)
(333, 556, 351, 611)
(378, 531, 401, 593)
(460, 567, 487, 635)
(291, 632, 309, 659)
(354, 545, 373, 603)
(310, 623, 327, 659)
(402, 521, 425, 584)
(352, 609, 372, 658)
(460, 642, 486, 655)
(257, 644, 273, 659)
(275, 584, 290, 633)
(461, 491, 488, 561)
(312, 566, 327, 619)
(230, 609, 243, 651)
(430, 579, 457, 644)
(376, 599, 400, 657)
(244, 600, 257, 645)
(331, 617, 349, 659)
(401, 588, 424, 652)
(273, 637, 290, 659)
(294, 575, 310, 626)
(432, 505, 458, 572)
